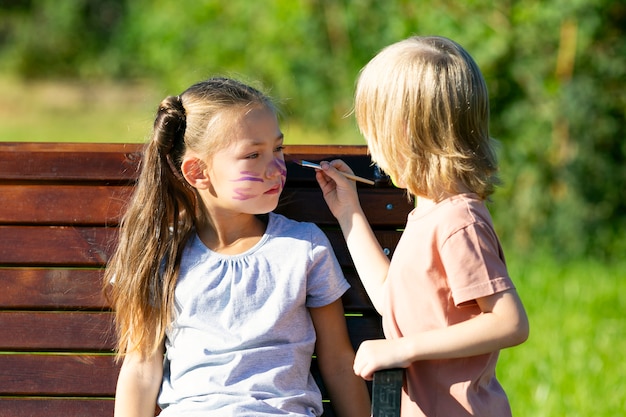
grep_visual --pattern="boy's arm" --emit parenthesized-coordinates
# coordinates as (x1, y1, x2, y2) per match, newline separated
(353, 288, 529, 380)
(114, 345, 164, 417)
(315, 160, 390, 312)
(310, 299, 371, 417)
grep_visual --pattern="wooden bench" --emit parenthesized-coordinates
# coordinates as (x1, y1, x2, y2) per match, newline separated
(0, 142, 411, 417)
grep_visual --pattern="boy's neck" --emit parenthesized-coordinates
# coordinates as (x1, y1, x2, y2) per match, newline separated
(415, 195, 437, 209)
(416, 180, 472, 207)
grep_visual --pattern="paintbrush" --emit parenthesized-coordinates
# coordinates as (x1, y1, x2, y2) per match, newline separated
(294, 159, 375, 185)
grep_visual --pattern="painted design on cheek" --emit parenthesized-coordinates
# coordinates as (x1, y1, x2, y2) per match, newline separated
(230, 171, 262, 201)
(232, 188, 256, 201)
(229, 160, 287, 201)
(232, 171, 264, 183)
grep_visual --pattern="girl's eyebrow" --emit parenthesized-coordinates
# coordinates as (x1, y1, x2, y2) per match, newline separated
(240, 133, 285, 146)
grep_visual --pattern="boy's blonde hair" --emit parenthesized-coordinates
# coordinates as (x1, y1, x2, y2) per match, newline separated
(355, 36, 498, 200)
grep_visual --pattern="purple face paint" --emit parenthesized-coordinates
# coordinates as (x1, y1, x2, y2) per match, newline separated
(232, 171, 264, 183)
(232, 187, 256, 201)
(274, 158, 287, 188)
(233, 176, 264, 183)
(229, 159, 287, 201)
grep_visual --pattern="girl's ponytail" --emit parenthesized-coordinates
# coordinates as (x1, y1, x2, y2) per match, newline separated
(105, 96, 196, 359)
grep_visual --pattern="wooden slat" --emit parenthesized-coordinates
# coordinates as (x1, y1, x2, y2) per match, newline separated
(0, 143, 372, 182)
(0, 185, 409, 227)
(0, 312, 115, 351)
(0, 225, 401, 268)
(324, 229, 403, 265)
(0, 313, 377, 353)
(0, 142, 366, 155)
(0, 354, 118, 396)
(277, 188, 412, 227)
(0, 185, 132, 225)
(0, 351, 377, 399)
(0, 143, 366, 156)
(0, 142, 141, 153)
(0, 398, 114, 417)
(0, 269, 106, 309)
(0, 144, 142, 182)
(0, 226, 116, 266)
(0, 267, 375, 312)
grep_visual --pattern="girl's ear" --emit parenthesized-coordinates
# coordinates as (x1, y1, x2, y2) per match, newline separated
(181, 156, 210, 189)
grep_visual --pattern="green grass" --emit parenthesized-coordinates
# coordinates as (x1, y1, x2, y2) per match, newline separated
(499, 256, 626, 416)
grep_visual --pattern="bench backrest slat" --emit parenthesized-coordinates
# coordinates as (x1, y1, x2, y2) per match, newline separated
(0, 354, 118, 396)
(0, 398, 114, 417)
(0, 225, 403, 269)
(0, 269, 105, 309)
(0, 186, 409, 227)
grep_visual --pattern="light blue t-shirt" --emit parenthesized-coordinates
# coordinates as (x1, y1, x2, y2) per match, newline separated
(157, 212, 349, 416)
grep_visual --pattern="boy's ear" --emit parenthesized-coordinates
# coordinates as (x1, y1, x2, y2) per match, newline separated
(181, 157, 210, 189)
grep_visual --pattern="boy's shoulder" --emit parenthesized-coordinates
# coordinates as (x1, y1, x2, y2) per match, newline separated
(411, 193, 494, 236)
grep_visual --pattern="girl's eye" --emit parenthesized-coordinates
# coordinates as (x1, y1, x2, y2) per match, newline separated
(274, 145, 285, 153)
(246, 153, 259, 159)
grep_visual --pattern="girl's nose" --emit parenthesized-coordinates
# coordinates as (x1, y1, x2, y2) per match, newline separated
(265, 157, 286, 179)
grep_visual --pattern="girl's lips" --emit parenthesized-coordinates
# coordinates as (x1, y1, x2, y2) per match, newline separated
(265, 185, 281, 195)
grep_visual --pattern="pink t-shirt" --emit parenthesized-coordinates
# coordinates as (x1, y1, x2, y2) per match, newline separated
(383, 193, 514, 417)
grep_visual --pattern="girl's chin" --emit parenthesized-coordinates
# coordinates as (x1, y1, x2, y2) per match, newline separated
(252, 196, 281, 214)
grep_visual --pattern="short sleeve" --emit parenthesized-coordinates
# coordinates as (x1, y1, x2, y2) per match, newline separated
(304, 225, 350, 308)
(441, 221, 514, 306)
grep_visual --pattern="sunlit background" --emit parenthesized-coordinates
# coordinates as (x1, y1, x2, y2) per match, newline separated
(1, 1, 624, 415)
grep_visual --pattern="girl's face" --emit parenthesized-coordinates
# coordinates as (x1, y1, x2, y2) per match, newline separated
(204, 106, 286, 215)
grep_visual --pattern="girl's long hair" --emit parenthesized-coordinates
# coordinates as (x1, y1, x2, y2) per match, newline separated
(104, 78, 274, 359)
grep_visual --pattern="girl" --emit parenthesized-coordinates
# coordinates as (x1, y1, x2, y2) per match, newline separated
(105, 77, 370, 417)
(315, 36, 530, 416)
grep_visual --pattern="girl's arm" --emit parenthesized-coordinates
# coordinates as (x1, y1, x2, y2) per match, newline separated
(114, 344, 164, 417)
(315, 160, 390, 312)
(310, 299, 371, 417)
(353, 288, 530, 380)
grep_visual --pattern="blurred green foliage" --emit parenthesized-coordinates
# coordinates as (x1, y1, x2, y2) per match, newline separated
(0, 0, 624, 261)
